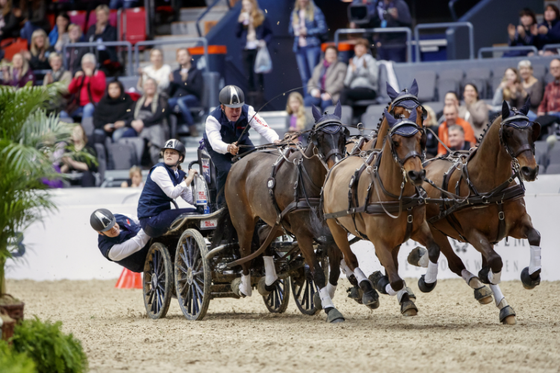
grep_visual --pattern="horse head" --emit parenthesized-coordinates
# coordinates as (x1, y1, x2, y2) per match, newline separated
(384, 107, 426, 186)
(499, 99, 540, 181)
(309, 101, 350, 168)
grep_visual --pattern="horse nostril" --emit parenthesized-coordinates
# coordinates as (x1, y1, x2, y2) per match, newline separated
(408, 170, 421, 180)
(421, 169, 426, 178)
(521, 166, 531, 176)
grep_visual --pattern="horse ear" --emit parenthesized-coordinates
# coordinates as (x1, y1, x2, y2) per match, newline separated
(520, 96, 531, 115)
(311, 105, 322, 122)
(384, 108, 398, 127)
(409, 79, 419, 96)
(387, 82, 399, 101)
(333, 100, 342, 119)
(501, 101, 510, 120)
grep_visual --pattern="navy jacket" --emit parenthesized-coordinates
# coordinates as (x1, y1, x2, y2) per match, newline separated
(537, 19, 560, 49)
(203, 105, 254, 152)
(138, 163, 187, 219)
(288, 6, 327, 52)
(236, 17, 273, 49)
(169, 66, 203, 100)
(98, 214, 150, 273)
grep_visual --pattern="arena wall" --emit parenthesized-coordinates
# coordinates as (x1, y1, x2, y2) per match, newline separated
(6, 176, 560, 282)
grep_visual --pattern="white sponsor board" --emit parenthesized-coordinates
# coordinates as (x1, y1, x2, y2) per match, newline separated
(5, 177, 560, 281)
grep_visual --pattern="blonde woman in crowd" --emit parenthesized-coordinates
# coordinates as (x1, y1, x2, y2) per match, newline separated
(1, 52, 35, 87)
(121, 166, 144, 188)
(459, 83, 488, 139)
(137, 49, 172, 93)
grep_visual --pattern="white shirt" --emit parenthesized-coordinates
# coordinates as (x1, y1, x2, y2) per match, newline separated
(205, 105, 280, 154)
(107, 214, 150, 262)
(150, 166, 194, 205)
(140, 64, 172, 92)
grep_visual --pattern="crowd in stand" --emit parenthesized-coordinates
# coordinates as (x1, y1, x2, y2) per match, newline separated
(507, 5, 560, 56)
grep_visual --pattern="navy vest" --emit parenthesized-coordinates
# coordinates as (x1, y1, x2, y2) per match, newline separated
(203, 104, 254, 151)
(98, 214, 150, 273)
(137, 163, 186, 219)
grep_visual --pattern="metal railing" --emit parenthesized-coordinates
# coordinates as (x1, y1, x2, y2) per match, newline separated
(448, 0, 459, 21)
(134, 37, 209, 73)
(334, 27, 413, 63)
(197, 0, 232, 37)
(62, 41, 133, 73)
(414, 22, 474, 62)
(478, 45, 538, 59)
(543, 44, 560, 52)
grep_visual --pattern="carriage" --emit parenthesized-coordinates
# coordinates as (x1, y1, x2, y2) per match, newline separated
(141, 146, 327, 320)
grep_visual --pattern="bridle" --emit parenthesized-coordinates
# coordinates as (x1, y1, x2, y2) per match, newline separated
(499, 113, 540, 172)
(309, 120, 349, 169)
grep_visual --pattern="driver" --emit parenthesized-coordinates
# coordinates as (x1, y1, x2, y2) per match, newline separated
(90, 208, 150, 273)
(137, 139, 199, 238)
(204, 85, 281, 206)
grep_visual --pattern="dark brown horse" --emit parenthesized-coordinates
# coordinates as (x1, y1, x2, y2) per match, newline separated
(408, 100, 541, 324)
(322, 91, 442, 316)
(215, 103, 350, 323)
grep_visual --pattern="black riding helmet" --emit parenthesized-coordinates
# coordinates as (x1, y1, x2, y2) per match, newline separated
(161, 139, 186, 164)
(219, 85, 245, 108)
(90, 208, 116, 232)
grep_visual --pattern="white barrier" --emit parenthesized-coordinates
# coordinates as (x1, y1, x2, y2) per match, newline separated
(6, 176, 560, 281)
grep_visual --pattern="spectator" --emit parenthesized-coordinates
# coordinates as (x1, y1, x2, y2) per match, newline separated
(65, 24, 87, 75)
(340, 38, 378, 109)
(518, 60, 542, 119)
(286, 91, 309, 134)
(289, 0, 327, 96)
(1, 52, 34, 87)
(64, 53, 106, 120)
(460, 83, 488, 139)
(372, 0, 412, 62)
(93, 79, 134, 142)
(48, 12, 71, 53)
(24, 29, 54, 80)
(137, 49, 171, 93)
(0, 0, 25, 41)
(348, 0, 376, 29)
(43, 52, 72, 112)
(536, 4, 560, 54)
(125, 78, 168, 165)
(120, 166, 144, 188)
(437, 91, 460, 122)
(110, 0, 140, 9)
(60, 124, 97, 187)
(305, 45, 346, 111)
(437, 104, 476, 156)
(492, 68, 527, 112)
(19, 0, 50, 44)
(423, 104, 439, 158)
(536, 58, 560, 137)
(446, 125, 472, 154)
(506, 8, 538, 57)
(168, 48, 203, 137)
(86, 4, 117, 63)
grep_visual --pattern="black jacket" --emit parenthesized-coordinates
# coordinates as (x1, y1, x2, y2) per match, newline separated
(168, 66, 203, 100)
(86, 24, 117, 61)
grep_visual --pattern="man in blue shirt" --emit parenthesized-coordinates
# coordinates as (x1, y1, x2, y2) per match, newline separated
(91, 208, 151, 273)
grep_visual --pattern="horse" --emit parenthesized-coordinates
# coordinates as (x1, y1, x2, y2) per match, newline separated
(213, 102, 350, 323)
(408, 100, 541, 324)
(321, 102, 442, 316)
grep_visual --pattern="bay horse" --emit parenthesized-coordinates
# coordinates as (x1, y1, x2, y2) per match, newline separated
(322, 104, 442, 316)
(408, 100, 541, 324)
(214, 102, 350, 323)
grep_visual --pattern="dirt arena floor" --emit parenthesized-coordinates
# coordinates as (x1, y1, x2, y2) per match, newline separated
(7, 278, 560, 373)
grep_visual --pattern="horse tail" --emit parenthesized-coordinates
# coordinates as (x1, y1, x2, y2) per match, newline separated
(211, 205, 238, 249)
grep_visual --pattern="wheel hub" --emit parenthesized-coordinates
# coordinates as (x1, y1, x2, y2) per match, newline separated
(151, 272, 158, 289)
(187, 268, 193, 285)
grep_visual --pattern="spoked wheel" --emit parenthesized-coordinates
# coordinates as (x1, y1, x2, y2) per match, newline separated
(262, 278, 290, 313)
(290, 252, 328, 316)
(175, 229, 211, 321)
(143, 242, 173, 319)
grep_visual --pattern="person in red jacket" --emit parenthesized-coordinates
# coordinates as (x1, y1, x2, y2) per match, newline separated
(62, 53, 106, 120)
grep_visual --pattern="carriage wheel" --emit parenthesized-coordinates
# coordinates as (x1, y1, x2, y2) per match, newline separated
(175, 229, 211, 321)
(290, 254, 328, 316)
(143, 242, 173, 319)
(262, 278, 290, 313)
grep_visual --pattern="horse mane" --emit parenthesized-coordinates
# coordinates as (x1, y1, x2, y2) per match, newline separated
(477, 121, 493, 143)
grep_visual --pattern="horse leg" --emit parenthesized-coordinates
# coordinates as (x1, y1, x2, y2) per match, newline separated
(326, 242, 343, 300)
(326, 220, 379, 310)
(509, 214, 542, 289)
(257, 225, 280, 296)
(340, 257, 362, 304)
(411, 221, 441, 293)
(231, 219, 256, 298)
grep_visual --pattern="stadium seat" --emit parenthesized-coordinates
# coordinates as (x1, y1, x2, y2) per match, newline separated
(121, 7, 147, 45)
(464, 67, 491, 99)
(534, 141, 548, 165)
(437, 68, 464, 99)
(532, 64, 546, 80)
(86, 9, 119, 30)
(3, 38, 28, 61)
(118, 137, 144, 166)
(94, 143, 107, 186)
(546, 146, 560, 167)
(414, 70, 436, 102)
(324, 105, 353, 126)
(422, 101, 444, 117)
(107, 141, 137, 170)
(545, 163, 560, 174)
(68, 10, 87, 33)
(361, 104, 385, 130)
(81, 117, 94, 139)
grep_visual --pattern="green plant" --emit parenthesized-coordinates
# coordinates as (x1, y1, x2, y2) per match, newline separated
(0, 340, 36, 373)
(11, 317, 88, 373)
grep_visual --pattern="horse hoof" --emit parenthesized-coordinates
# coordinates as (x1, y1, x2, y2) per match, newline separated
(520, 267, 541, 290)
(313, 292, 322, 310)
(474, 286, 493, 305)
(406, 287, 416, 301)
(326, 308, 345, 323)
(418, 275, 437, 293)
(231, 278, 246, 298)
(499, 305, 516, 325)
(369, 271, 389, 294)
(478, 267, 490, 285)
(257, 277, 275, 296)
(362, 289, 380, 310)
(407, 246, 428, 267)
(401, 300, 418, 316)
(346, 286, 363, 304)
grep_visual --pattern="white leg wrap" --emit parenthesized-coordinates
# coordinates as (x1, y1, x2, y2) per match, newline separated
(418, 251, 430, 268)
(529, 245, 542, 275)
(339, 259, 353, 276)
(461, 269, 475, 284)
(424, 261, 438, 284)
(397, 287, 409, 304)
(488, 270, 501, 285)
(263, 256, 278, 286)
(385, 283, 398, 296)
(489, 284, 505, 308)
(327, 283, 337, 300)
(319, 286, 334, 309)
(461, 270, 483, 289)
(240, 274, 252, 297)
(353, 267, 368, 284)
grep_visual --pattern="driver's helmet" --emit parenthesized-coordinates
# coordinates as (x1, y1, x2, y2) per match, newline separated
(90, 208, 116, 232)
(219, 85, 245, 108)
(161, 139, 186, 162)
